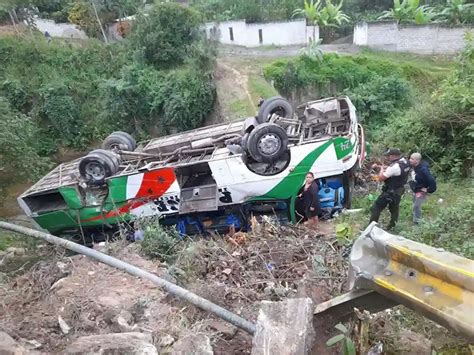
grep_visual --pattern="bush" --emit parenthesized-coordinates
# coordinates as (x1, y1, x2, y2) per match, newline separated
(0, 3, 217, 187)
(127, 3, 201, 68)
(0, 97, 52, 181)
(263, 53, 415, 99)
(141, 221, 182, 263)
(374, 39, 473, 177)
(345, 75, 411, 126)
(158, 69, 216, 134)
(102, 64, 215, 136)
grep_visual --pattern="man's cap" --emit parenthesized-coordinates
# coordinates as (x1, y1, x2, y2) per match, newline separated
(384, 148, 401, 156)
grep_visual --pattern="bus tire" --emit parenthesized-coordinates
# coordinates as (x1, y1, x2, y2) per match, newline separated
(247, 123, 288, 163)
(257, 97, 294, 124)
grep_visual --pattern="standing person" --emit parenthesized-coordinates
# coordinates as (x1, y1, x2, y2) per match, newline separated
(297, 172, 321, 230)
(44, 31, 52, 43)
(370, 148, 411, 230)
(409, 152, 436, 224)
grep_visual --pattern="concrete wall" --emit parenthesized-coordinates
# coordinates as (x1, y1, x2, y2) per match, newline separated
(204, 19, 319, 47)
(354, 21, 472, 54)
(33, 18, 87, 39)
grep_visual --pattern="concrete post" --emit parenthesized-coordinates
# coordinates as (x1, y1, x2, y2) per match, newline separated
(251, 298, 315, 355)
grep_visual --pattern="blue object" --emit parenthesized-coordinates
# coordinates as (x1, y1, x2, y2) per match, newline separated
(133, 229, 144, 241)
(318, 185, 345, 208)
(226, 214, 241, 229)
(177, 216, 203, 237)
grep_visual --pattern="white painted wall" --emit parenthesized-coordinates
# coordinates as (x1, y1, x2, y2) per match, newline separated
(33, 18, 87, 39)
(354, 21, 472, 54)
(204, 19, 319, 47)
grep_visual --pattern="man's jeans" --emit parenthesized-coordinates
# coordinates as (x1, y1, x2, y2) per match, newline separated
(413, 192, 428, 223)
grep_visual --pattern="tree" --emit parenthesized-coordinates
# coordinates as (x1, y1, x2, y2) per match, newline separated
(437, 0, 473, 25)
(293, 0, 350, 43)
(68, 0, 141, 39)
(378, 0, 435, 24)
(127, 3, 201, 68)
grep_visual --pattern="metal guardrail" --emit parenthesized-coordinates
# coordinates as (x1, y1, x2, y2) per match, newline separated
(350, 222, 474, 341)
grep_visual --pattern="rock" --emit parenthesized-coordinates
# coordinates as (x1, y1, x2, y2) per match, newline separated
(65, 332, 157, 355)
(393, 329, 432, 355)
(5, 247, 26, 256)
(251, 298, 315, 355)
(114, 310, 138, 332)
(56, 261, 72, 276)
(159, 334, 175, 347)
(0, 331, 28, 355)
(58, 315, 71, 335)
(205, 320, 237, 339)
(171, 334, 213, 355)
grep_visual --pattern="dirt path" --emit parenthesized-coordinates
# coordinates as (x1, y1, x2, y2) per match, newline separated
(209, 61, 253, 124)
(211, 43, 360, 124)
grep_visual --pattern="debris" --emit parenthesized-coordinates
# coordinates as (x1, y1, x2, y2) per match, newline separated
(20, 338, 42, 350)
(56, 261, 71, 275)
(342, 209, 363, 214)
(205, 319, 237, 338)
(114, 310, 138, 332)
(392, 329, 432, 355)
(0, 331, 27, 354)
(5, 247, 26, 255)
(159, 334, 175, 347)
(65, 332, 157, 355)
(367, 341, 383, 355)
(171, 334, 213, 355)
(58, 315, 71, 335)
(251, 298, 315, 355)
(354, 307, 371, 355)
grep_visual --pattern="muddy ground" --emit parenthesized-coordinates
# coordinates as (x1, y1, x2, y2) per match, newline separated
(1, 215, 470, 354)
(0, 219, 348, 354)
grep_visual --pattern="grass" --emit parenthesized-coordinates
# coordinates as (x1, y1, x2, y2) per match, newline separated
(341, 180, 473, 258)
(0, 230, 38, 252)
(359, 48, 455, 89)
(248, 74, 278, 102)
(229, 99, 255, 117)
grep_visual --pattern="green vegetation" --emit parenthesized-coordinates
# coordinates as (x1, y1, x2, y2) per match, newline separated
(326, 323, 356, 355)
(374, 38, 473, 177)
(292, 0, 350, 42)
(248, 74, 278, 102)
(141, 221, 182, 263)
(379, 0, 473, 25)
(265, 40, 472, 178)
(189, 0, 298, 23)
(0, 2, 216, 186)
(378, 0, 437, 24)
(345, 180, 474, 259)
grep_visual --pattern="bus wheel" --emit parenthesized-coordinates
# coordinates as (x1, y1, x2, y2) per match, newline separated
(247, 123, 288, 163)
(342, 171, 354, 209)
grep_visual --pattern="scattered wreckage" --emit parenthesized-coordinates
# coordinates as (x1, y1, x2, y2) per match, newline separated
(18, 96, 365, 241)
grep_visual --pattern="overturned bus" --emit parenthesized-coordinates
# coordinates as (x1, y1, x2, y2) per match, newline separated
(18, 96, 366, 241)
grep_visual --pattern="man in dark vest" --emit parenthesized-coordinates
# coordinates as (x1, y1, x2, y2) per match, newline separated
(370, 148, 411, 230)
(409, 152, 437, 224)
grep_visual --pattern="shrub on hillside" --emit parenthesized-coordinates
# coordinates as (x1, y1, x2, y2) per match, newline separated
(345, 75, 411, 125)
(127, 3, 201, 68)
(374, 39, 473, 177)
(102, 64, 215, 136)
(0, 98, 52, 181)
